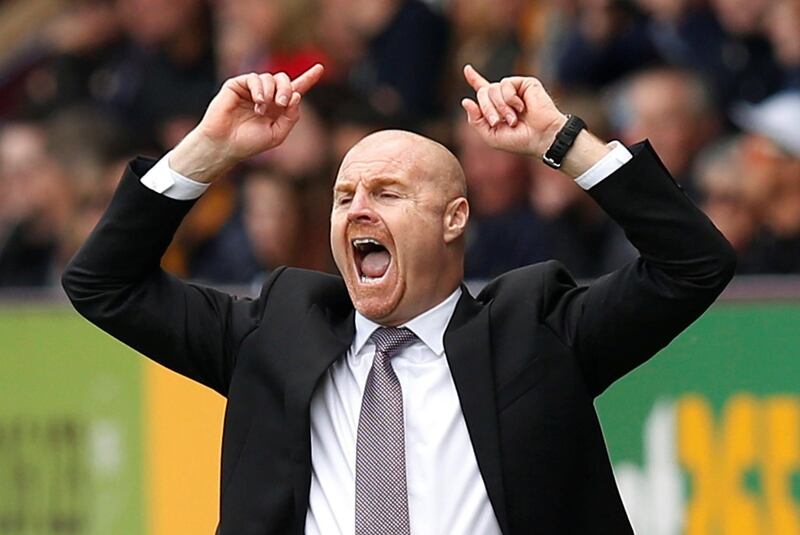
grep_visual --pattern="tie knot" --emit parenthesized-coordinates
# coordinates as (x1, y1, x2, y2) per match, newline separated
(371, 327, 417, 359)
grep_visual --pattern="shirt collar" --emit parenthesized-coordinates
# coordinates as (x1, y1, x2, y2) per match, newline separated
(352, 287, 463, 357)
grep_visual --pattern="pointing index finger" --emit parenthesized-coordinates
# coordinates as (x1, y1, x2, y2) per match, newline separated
(464, 64, 490, 91)
(291, 64, 325, 96)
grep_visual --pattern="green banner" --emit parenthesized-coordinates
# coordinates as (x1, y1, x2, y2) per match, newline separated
(0, 308, 145, 535)
(597, 302, 800, 534)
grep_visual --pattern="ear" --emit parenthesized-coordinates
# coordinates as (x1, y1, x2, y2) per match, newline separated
(443, 197, 469, 244)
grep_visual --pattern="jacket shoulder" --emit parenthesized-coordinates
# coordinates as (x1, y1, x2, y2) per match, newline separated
(477, 260, 580, 318)
(257, 267, 352, 316)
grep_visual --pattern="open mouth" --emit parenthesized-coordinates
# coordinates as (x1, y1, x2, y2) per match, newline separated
(352, 237, 392, 284)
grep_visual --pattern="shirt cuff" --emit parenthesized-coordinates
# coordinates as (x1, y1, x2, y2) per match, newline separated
(574, 141, 633, 190)
(139, 151, 211, 200)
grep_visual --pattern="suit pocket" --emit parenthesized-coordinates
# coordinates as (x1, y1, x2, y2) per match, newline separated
(496, 355, 551, 411)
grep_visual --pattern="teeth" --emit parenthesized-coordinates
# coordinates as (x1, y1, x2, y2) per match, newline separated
(360, 274, 384, 284)
(352, 238, 382, 248)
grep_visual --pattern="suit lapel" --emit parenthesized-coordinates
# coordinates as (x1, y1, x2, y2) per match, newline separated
(285, 303, 355, 533)
(445, 287, 510, 534)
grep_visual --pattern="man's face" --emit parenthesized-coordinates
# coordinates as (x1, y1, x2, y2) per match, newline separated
(330, 134, 465, 325)
(624, 73, 704, 176)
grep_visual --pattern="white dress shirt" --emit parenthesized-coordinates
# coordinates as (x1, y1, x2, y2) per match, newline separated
(139, 141, 632, 534)
(304, 287, 503, 535)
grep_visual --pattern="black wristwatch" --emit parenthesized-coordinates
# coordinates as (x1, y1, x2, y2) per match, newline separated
(542, 114, 586, 169)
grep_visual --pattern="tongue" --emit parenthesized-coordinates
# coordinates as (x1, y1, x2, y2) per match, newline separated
(361, 250, 391, 278)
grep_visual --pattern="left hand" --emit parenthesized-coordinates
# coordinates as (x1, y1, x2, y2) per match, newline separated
(461, 65, 568, 159)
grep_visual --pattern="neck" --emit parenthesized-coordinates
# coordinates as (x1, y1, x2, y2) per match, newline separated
(370, 281, 463, 327)
(367, 285, 462, 327)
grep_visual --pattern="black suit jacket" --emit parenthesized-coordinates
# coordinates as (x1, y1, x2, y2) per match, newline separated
(62, 142, 735, 534)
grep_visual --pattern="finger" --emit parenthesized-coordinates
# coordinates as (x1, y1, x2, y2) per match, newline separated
(245, 73, 263, 103)
(461, 98, 486, 126)
(501, 79, 525, 114)
(285, 92, 303, 122)
(291, 63, 324, 95)
(274, 72, 292, 107)
(476, 86, 500, 127)
(245, 73, 265, 114)
(463, 64, 490, 92)
(275, 92, 303, 132)
(257, 74, 276, 114)
(488, 83, 517, 126)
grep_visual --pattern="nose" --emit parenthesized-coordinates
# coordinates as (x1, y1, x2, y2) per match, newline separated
(346, 189, 379, 225)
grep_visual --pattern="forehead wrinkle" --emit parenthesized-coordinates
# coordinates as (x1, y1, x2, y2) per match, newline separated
(335, 156, 425, 201)
(336, 129, 467, 200)
(336, 155, 411, 185)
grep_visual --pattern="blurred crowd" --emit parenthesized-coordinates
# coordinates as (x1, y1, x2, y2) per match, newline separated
(1, 0, 799, 289)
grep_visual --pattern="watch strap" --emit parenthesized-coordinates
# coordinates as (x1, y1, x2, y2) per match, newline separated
(542, 114, 587, 169)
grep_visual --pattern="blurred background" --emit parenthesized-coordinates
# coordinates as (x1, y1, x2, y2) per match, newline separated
(0, 0, 799, 533)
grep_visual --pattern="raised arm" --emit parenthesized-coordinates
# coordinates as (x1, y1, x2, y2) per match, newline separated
(62, 66, 324, 395)
(462, 65, 736, 396)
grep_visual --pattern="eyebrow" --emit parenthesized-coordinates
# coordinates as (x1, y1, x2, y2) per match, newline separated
(333, 176, 403, 193)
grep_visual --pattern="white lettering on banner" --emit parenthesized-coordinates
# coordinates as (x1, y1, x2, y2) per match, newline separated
(614, 396, 800, 535)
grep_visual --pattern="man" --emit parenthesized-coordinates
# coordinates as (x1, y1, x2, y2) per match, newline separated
(610, 66, 719, 197)
(732, 91, 800, 272)
(63, 64, 735, 533)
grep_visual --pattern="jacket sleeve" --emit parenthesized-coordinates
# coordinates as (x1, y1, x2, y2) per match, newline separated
(62, 157, 280, 396)
(541, 141, 736, 397)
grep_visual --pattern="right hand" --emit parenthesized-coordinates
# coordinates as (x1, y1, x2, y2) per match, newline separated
(171, 65, 324, 182)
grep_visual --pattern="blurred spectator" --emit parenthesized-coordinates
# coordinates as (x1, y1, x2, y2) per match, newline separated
(255, 101, 334, 274)
(179, 166, 304, 286)
(732, 91, 800, 273)
(447, 0, 530, 83)
(0, 122, 72, 287)
(161, 103, 334, 284)
(530, 92, 635, 278)
(553, 0, 660, 89)
(161, 177, 239, 280)
(8, 0, 218, 147)
(763, 0, 800, 90)
(705, 0, 784, 106)
(344, 0, 450, 117)
(111, 0, 218, 146)
(308, 83, 410, 164)
(329, 98, 394, 166)
(695, 136, 757, 257)
(243, 169, 303, 281)
(264, 100, 329, 178)
(45, 105, 133, 202)
(0, 0, 122, 117)
(608, 66, 718, 195)
(630, 0, 727, 80)
(710, 0, 769, 36)
(455, 116, 551, 279)
(62, 155, 128, 271)
(44, 106, 134, 267)
(215, 0, 327, 80)
(3, 0, 800, 287)
(553, 0, 783, 110)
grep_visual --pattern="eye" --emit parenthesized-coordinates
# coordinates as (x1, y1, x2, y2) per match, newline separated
(336, 195, 352, 206)
(378, 191, 400, 200)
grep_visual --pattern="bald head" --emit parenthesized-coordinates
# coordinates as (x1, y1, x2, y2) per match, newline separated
(330, 129, 471, 325)
(340, 130, 467, 202)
